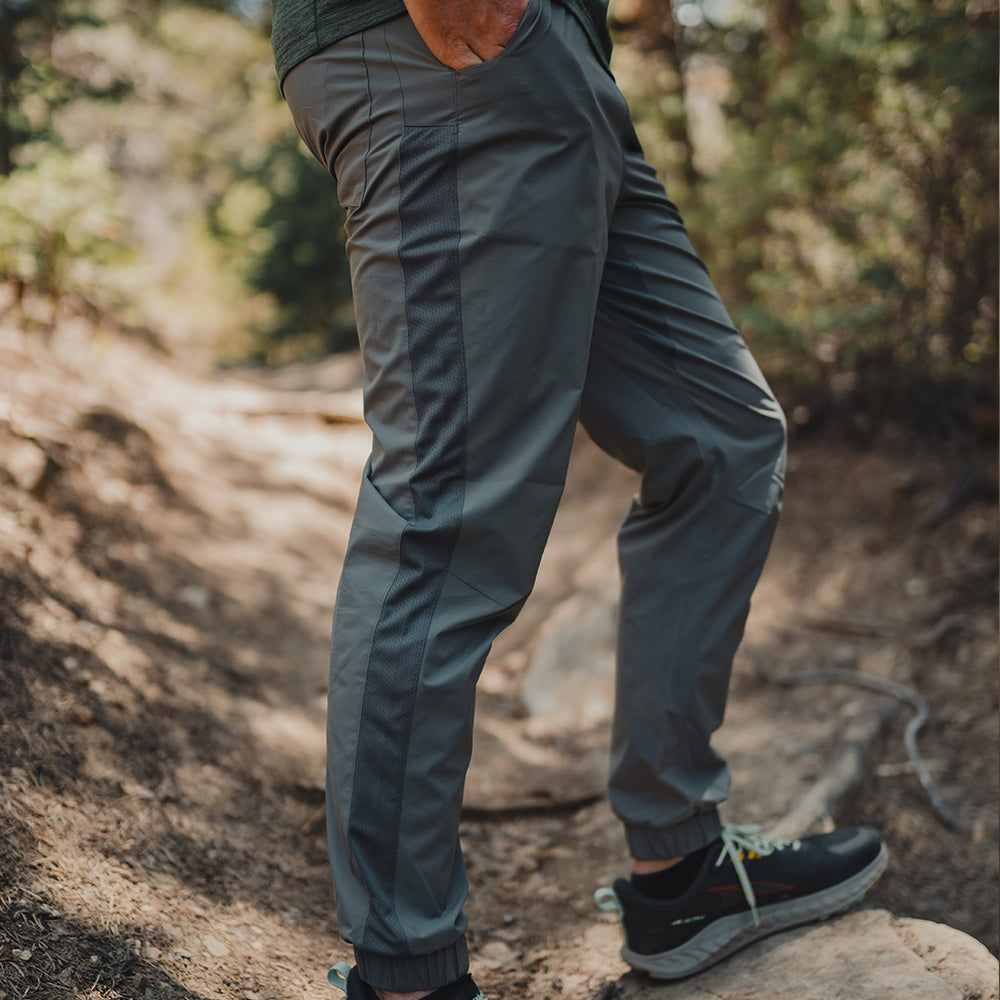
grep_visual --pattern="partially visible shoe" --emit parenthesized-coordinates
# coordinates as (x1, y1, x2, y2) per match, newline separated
(595, 823, 888, 980)
(327, 962, 487, 1000)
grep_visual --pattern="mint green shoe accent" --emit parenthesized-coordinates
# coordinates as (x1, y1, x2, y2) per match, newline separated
(594, 885, 624, 923)
(716, 824, 802, 927)
(328, 962, 353, 995)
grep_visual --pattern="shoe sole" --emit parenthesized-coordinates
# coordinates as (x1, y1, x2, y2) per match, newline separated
(622, 842, 889, 980)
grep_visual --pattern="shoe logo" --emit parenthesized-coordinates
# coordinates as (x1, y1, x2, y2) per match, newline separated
(670, 915, 707, 927)
(708, 882, 795, 909)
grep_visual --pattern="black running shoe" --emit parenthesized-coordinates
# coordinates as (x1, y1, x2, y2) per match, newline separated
(326, 963, 487, 1000)
(595, 823, 888, 979)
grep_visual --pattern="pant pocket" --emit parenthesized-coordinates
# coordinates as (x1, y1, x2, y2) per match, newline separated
(407, 0, 544, 76)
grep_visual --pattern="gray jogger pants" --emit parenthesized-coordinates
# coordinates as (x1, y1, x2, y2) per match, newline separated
(283, 0, 787, 989)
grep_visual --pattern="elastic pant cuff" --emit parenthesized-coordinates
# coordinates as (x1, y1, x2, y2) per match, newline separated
(354, 937, 469, 993)
(626, 808, 723, 859)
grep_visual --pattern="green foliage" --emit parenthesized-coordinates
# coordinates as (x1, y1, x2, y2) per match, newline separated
(0, 0, 63, 173)
(615, 0, 998, 437)
(0, 0, 353, 356)
(0, 144, 126, 301)
(247, 143, 355, 357)
(211, 133, 356, 360)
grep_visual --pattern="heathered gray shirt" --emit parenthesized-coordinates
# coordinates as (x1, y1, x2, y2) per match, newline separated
(270, 0, 612, 86)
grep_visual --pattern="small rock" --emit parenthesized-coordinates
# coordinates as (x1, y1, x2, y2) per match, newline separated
(831, 645, 858, 668)
(96, 477, 132, 505)
(522, 592, 616, 729)
(477, 941, 517, 971)
(71, 705, 95, 725)
(202, 934, 230, 958)
(179, 584, 209, 610)
(86, 678, 109, 700)
(121, 781, 155, 800)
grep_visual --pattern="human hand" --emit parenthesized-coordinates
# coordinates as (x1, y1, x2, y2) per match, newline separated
(404, 0, 531, 70)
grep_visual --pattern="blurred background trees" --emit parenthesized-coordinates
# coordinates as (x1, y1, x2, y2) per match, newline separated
(613, 0, 997, 439)
(0, 0, 996, 438)
(0, 0, 353, 356)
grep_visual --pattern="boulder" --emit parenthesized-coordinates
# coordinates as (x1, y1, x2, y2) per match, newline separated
(583, 909, 999, 1000)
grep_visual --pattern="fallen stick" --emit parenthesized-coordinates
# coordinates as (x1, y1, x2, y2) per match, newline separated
(768, 699, 895, 841)
(759, 665, 967, 835)
(231, 389, 364, 425)
(795, 614, 898, 638)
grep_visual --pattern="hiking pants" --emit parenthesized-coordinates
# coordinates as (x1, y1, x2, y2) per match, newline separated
(283, 0, 787, 989)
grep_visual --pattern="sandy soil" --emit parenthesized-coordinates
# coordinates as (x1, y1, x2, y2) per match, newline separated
(0, 299, 996, 999)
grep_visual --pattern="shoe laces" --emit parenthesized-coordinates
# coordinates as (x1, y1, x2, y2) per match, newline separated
(716, 823, 801, 927)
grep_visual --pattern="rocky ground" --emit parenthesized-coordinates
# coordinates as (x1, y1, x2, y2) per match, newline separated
(0, 296, 997, 999)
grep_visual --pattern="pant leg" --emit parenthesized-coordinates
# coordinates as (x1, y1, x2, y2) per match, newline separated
(283, 1, 630, 989)
(579, 127, 787, 860)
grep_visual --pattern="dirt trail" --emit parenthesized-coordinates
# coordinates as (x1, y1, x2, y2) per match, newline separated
(0, 304, 996, 1000)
